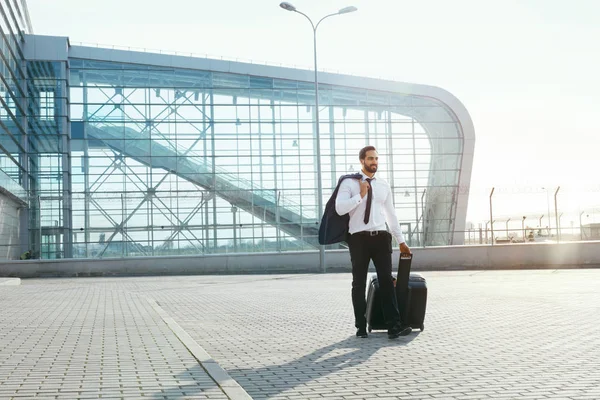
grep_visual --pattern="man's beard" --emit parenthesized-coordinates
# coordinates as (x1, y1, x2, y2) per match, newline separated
(363, 164, 377, 173)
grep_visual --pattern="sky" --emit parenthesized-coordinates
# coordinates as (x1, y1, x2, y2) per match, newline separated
(26, 0, 600, 228)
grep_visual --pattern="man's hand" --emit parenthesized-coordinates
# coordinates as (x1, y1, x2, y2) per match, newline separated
(359, 180, 370, 198)
(399, 242, 411, 255)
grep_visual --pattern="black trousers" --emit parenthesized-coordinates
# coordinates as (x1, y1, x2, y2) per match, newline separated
(348, 231, 400, 329)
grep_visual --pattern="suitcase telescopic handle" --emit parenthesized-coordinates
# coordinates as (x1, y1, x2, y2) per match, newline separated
(400, 252, 413, 260)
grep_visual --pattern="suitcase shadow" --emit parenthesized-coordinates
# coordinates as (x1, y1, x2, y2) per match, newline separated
(226, 332, 420, 398)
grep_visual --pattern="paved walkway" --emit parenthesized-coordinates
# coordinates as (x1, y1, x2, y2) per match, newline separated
(1, 269, 600, 399)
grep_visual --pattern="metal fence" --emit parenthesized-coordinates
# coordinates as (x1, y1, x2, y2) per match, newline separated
(463, 185, 600, 245)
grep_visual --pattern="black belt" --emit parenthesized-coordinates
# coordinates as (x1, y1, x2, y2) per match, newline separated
(353, 230, 388, 236)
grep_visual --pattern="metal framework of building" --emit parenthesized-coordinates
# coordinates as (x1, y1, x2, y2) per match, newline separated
(0, 2, 475, 260)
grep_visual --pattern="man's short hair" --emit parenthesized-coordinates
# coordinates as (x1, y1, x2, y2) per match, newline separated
(359, 146, 376, 160)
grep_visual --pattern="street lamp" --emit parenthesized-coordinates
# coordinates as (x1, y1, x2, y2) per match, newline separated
(580, 211, 589, 240)
(554, 186, 561, 242)
(485, 220, 495, 244)
(558, 212, 563, 241)
(231, 206, 238, 252)
(541, 187, 552, 237)
(421, 189, 426, 247)
(522, 216, 527, 241)
(489, 187, 495, 245)
(280, 2, 358, 273)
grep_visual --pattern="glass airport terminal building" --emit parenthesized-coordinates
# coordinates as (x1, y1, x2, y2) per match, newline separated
(0, 1, 475, 260)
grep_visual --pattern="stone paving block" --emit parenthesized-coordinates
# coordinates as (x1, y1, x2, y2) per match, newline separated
(0, 283, 231, 399)
(3, 270, 600, 399)
(126, 270, 600, 399)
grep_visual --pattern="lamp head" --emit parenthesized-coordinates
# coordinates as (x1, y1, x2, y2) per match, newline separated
(338, 6, 358, 14)
(280, 2, 296, 11)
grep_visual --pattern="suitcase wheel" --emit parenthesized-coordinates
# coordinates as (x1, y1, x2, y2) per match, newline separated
(368, 326, 372, 333)
(420, 324, 424, 332)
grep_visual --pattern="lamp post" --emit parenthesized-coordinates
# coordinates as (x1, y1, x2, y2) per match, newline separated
(580, 211, 588, 240)
(231, 206, 238, 252)
(484, 220, 495, 244)
(558, 212, 563, 241)
(489, 187, 495, 245)
(522, 216, 526, 241)
(468, 222, 474, 245)
(421, 189, 426, 247)
(541, 187, 552, 237)
(485, 221, 490, 244)
(280, 2, 357, 273)
(554, 186, 560, 242)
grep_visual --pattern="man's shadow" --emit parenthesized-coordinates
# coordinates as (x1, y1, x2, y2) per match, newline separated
(152, 332, 419, 399)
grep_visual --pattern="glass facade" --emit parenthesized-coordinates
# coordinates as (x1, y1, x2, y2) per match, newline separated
(27, 60, 70, 259)
(65, 58, 464, 258)
(0, 0, 32, 258)
(0, 0, 30, 184)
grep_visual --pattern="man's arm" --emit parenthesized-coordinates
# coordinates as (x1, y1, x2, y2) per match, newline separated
(335, 179, 364, 216)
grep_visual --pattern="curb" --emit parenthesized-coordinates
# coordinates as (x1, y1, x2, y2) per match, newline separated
(0, 278, 21, 286)
(146, 297, 252, 400)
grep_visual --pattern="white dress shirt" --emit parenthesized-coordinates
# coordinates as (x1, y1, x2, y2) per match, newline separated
(335, 171, 405, 244)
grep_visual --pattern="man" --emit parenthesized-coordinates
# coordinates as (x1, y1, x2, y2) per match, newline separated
(335, 146, 412, 339)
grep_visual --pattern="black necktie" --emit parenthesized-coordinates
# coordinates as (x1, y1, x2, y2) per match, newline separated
(364, 178, 373, 224)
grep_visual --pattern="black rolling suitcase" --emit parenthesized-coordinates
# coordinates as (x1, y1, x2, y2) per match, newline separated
(366, 253, 427, 332)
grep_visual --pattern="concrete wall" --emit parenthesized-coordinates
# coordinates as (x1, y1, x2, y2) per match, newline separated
(0, 171, 27, 260)
(1, 241, 600, 278)
(0, 193, 23, 260)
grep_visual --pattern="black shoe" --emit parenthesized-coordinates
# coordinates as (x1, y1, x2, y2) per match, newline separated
(388, 324, 411, 339)
(356, 327, 368, 338)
